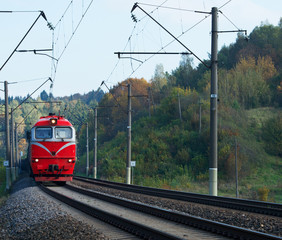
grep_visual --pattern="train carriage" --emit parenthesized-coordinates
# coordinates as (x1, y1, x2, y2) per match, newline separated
(29, 113, 76, 183)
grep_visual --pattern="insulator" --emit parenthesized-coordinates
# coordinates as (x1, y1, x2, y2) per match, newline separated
(131, 14, 138, 23)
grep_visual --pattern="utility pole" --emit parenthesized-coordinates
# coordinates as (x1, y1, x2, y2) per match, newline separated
(86, 122, 89, 176)
(209, 7, 218, 196)
(128, 3, 246, 196)
(11, 109, 16, 182)
(93, 108, 97, 179)
(15, 123, 19, 177)
(126, 84, 132, 184)
(4, 81, 11, 190)
(235, 137, 239, 198)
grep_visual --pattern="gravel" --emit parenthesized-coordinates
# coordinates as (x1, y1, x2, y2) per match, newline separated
(71, 179, 282, 237)
(0, 176, 109, 240)
(2, 175, 280, 239)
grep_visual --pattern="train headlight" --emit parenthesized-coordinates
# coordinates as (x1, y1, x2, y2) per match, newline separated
(35, 159, 39, 162)
(68, 159, 72, 163)
(50, 118, 57, 126)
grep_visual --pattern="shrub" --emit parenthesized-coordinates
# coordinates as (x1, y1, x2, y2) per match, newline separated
(262, 115, 282, 156)
(258, 186, 270, 201)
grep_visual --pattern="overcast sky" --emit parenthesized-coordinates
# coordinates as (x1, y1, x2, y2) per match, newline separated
(0, 0, 281, 98)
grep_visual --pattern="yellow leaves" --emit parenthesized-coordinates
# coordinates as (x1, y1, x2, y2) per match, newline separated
(258, 186, 270, 201)
(235, 56, 277, 81)
(257, 56, 277, 80)
(236, 57, 256, 73)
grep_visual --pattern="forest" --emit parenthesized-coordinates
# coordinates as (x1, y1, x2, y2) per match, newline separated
(0, 20, 281, 202)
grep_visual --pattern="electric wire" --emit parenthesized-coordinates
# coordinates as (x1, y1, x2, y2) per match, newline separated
(121, 13, 211, 81)
(219, 0, 232, 10)
(102, 82, 127, 115)
(54, 1, 73, 29)
(138, 0, 169, 22)
(56, 0, 94, 62)
(138, 3, 197, 13)
(103, 0, 169, 95)
(219, 11, 241, 31)
(49, 0, 94, 99)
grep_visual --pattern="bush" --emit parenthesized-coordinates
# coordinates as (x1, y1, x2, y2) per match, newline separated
(258, 186, 270, 201)
(262, 115, 282, 156)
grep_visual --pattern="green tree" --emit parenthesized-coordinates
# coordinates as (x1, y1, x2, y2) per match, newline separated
(262, 115, 282, 156)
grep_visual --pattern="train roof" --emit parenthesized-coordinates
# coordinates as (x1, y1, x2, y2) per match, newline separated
(33, 113, 72, 127)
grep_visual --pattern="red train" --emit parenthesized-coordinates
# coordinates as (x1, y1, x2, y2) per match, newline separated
(29, 113, 76, 184)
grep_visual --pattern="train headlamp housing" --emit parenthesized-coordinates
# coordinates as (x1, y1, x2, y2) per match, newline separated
(34, 159, 39, 162)
(50, 118, 57, 126)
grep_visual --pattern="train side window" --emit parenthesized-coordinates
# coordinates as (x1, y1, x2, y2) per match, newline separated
(55, 127, 72, 139)
(35, 128, 52, 139)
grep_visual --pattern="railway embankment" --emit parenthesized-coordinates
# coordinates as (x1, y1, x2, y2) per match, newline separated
(0, 176, 109, 240)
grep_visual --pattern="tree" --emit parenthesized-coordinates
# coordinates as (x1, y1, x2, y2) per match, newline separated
(262, 115, 282, 156)
(40, 90, 49, 101)
(171, 55, 196, 89)
(218, 56, 276, 109)
(151, 64, 167, 91)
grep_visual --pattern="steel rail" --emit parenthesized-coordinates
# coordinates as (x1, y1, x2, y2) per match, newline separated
(65, 183, 281, 240)
(38, 184, 183, 240)
(74, 176, 282, 217)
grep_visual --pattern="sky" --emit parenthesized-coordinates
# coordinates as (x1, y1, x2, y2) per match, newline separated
(0, 0, 281, 98)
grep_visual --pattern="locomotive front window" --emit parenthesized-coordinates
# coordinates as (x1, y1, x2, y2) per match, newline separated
(55, 127, 72, 139)
(35, 127, 52, 139)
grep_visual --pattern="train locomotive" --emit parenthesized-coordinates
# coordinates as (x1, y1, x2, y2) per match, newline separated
(29, 113, 76, 183)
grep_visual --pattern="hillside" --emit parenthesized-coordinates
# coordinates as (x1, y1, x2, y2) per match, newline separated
(74, 21, 282, 202)
(1, 20, 281, 202)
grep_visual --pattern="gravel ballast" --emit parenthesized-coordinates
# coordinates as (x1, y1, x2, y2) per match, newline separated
(0, 176, 109, 240)
(71, 179, 282, 237)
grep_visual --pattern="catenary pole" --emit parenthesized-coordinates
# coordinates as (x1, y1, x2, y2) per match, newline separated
(126, 84, 132, 184)
(209, 7, 218, 196)
(11, 108, 16, 182)
(86, 122, 89, 176)
(235, 137, 239, 198)
(93, 108, 97, 179)
(15, 123, 19, 177)
(5, 81, 11, 190)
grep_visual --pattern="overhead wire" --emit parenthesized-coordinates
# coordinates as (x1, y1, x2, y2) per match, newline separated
(103, 0, 170, 96)
(56, 0, 94, 62)
(122, 12, 211, 80)
(219, 11, 241, 31)
(97, 0, 210, 111)
(102, 82, 127, 115)
(49, 0, 94, 99)
(103, 0, 169, 83)
(138, 0, 169, 22)
(219, 0, 232, 10)
(138, 3, 197, 13)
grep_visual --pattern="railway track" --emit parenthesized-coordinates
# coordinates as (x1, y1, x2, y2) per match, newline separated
(74, 176, 282, 217)
(39, 182, 281, 240)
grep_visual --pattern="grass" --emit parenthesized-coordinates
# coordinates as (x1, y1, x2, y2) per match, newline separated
(246, 107, 278, 128)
